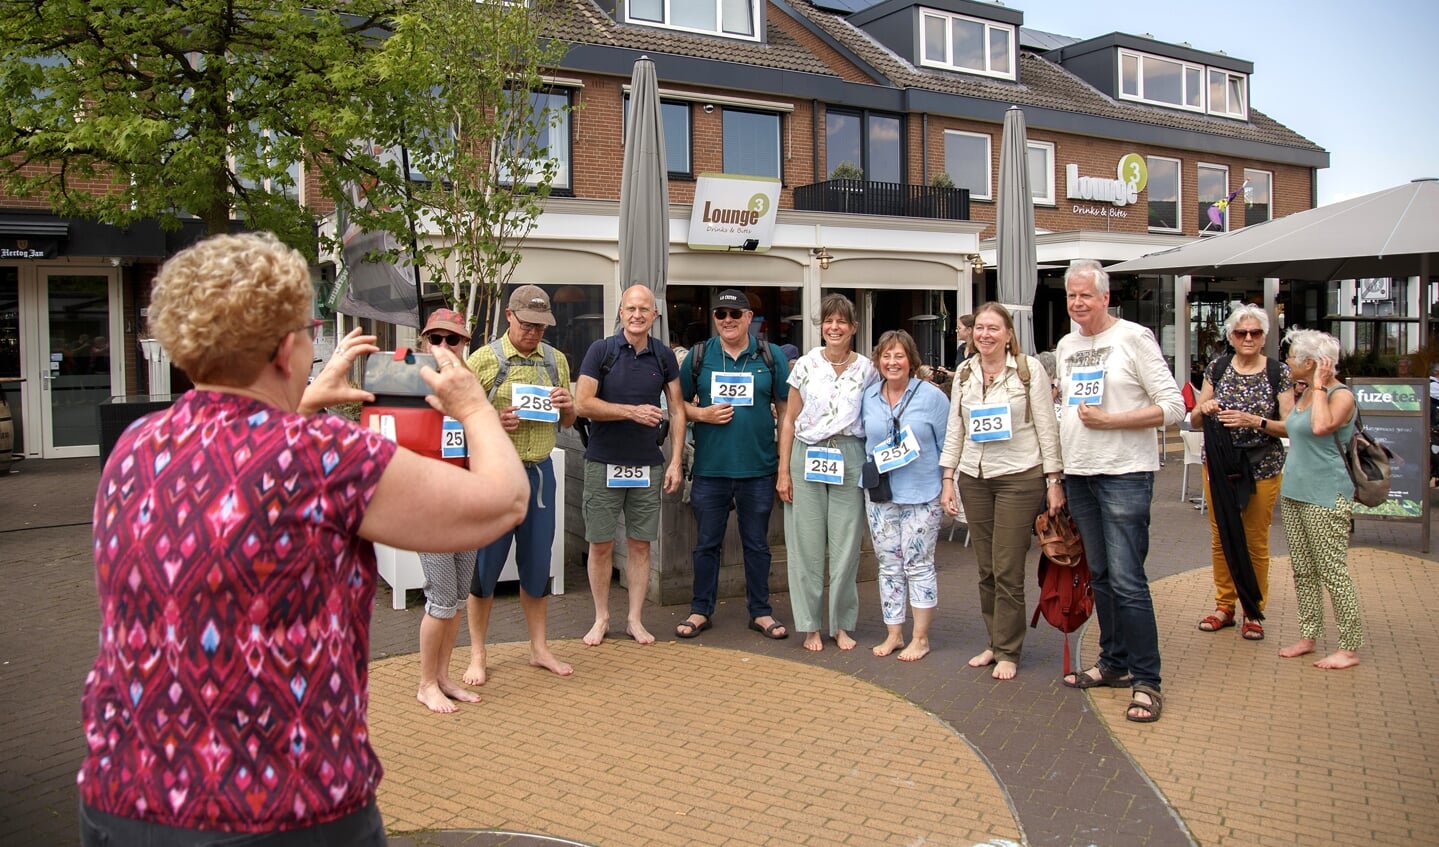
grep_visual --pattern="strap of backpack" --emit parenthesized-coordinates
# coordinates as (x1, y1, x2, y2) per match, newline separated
(958, 357, 1030, 422)
(687, 338, 777, 401)
(486, 339, 509, 402)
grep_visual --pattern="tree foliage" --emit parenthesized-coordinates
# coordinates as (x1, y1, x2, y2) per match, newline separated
(352, 0, 573, 336)
(0, 0, 402, 253)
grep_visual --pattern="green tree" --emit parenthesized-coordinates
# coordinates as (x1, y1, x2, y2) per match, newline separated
(0, 0, 401, 252)
(354, 0, 572, 336)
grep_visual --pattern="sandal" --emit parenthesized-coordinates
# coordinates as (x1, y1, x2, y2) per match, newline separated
(1126, 684, 1163, 723)
(675, 616, 711, 638)
(1061, 663, 1133, 690)
(1198, 609, 1236, 632)
(1241, 618, 1265, 640)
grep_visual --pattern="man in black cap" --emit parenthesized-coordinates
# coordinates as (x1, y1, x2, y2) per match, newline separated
(675, 289, 791, 640)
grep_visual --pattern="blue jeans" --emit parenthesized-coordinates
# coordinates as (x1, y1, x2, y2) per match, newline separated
(1063, 472, 1161, 689)
(689, 474, 776, 619)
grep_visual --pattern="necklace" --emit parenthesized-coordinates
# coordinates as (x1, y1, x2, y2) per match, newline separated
(824, 349, 851, 367)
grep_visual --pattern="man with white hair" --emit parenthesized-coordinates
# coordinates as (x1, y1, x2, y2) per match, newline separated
(1055, 259, 1185, 723)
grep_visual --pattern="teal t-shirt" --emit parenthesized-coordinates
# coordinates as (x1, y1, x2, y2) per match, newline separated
(680, 337, 790, 479)
(1280, 386, 1356, 507)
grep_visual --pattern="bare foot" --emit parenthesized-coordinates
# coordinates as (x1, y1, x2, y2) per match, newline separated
(1314, 649, 1359, 670)
(968, 649, 996, 668)
(462, 648, 488, 686)
(992, 660, 1017, 680)
(872, 635, 905, 657)
(897, 637, 930, 662)
(583, 618, 608, 647)
(438, 679, 482, 703)
(802, 632, 824, 652)
(626, 620, 655, 645)
(417, 682, 461, 714)
(529, 644, 574, 676)
(1279, 638, 1316, 659)
(835, 631, 857, 651)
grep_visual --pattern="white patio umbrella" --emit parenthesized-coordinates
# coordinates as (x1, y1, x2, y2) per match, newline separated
(1107, 178, 1439, 281)
(617, 56, 670, 342)
(996, 106, 1038, 354)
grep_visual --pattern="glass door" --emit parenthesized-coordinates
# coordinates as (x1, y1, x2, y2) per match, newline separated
(39, 272, 118, 457)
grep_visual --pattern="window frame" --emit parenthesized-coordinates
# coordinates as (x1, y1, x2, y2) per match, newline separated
(1197, 162, 1230, 235)
(942, 129, 992, 202)
(624, 0, 761, 42)
(918, 9, 1016, 81)
(824, 107, 906, 184)
(497, 87, 574, 194)
(721, 107, 781, 178)
(1026, 140, 1055, 206)
(1207, 68, 1248, 119)
(1146, 155, 1182, 233)
(1242, 168, 1273, 226)
(1117, 48, 1205, 113)
(623, 95, 694, 180)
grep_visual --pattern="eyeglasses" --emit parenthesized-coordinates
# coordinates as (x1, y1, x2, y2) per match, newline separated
(713, 309, 746, 321)
(269, 318, 323, 359)
(1231, 328, 1264, 339)
(426, 332, 466, 347)
(515, 318, 545, 333)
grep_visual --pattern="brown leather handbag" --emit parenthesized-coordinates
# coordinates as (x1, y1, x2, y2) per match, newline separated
(1034, 507, 1084, 568)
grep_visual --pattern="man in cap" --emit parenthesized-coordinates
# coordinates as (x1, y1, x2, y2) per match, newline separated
(675, 289, 790, 640)
(463, 285, 576, 685)
(574, 284, 685, 646)
(414, 308, 484, 712)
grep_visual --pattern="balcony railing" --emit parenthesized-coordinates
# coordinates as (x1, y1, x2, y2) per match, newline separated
(791, 179, 970, 221)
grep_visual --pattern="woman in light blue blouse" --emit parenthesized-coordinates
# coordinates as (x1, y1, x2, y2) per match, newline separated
(860, 330, 950, 661)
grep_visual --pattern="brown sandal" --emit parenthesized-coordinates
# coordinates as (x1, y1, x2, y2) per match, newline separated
(1198, 609, 1235, 632)
(1241, 618, 1265, 640)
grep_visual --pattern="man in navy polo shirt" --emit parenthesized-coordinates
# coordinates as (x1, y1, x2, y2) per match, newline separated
(676, 289, 790, 640)
(574, 284, 685, 646)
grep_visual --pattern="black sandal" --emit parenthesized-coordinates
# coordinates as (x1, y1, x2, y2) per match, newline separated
(1061, 663, 1132, 689)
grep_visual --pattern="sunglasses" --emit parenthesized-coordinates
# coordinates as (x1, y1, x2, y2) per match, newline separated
(1231, 328, 1264, 339)
(426, 332, 466, 346)
(713, 309, 746, 321)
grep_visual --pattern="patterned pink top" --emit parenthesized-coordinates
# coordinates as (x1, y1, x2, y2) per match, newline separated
(78, 391, 398, 832)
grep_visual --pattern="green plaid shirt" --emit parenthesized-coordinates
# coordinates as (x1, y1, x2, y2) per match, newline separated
(466, 336, 570, 464)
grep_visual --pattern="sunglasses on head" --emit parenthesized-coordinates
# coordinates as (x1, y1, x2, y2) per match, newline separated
(426, 332, 465, 346)
(1231, 328, 1264, 339)
(713, 309, 745, 321)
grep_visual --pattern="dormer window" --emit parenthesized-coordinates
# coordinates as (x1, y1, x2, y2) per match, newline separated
(1118, 48, 1249, 119)
(626, 0, 759, 40)
(920, 10, 1015, 81)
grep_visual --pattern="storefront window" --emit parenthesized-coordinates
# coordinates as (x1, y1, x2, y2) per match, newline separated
(665, 285, 802, 351)
(496, 283, 603, 378)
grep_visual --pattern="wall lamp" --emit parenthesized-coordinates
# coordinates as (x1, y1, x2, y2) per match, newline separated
(812, 246, 833, 270)
(968, 254, 984, 275)
(728, 238, 760, 252)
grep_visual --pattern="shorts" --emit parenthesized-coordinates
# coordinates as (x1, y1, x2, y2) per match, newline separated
(582, 460, 663, 543)
(473, 459, 556, 599)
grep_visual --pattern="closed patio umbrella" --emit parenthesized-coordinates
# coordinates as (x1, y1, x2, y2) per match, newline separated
(617, 56, 670, 342)
(996, 106, 1037, 355)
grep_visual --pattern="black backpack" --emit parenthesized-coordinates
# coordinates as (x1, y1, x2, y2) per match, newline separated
(574, 335, 674, 448)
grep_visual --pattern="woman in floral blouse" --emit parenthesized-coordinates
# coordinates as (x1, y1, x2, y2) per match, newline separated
(778, 294, 879, 651)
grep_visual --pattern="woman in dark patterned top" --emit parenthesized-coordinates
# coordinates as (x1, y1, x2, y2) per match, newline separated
(1189, 303, 1294, 641)
(78, 233, 530, 845)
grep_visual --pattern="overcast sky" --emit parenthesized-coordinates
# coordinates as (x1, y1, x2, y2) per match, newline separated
(1015, 0, 1439, 206)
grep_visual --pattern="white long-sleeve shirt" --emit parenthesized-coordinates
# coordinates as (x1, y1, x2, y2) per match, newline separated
(1055, 319, 1184, 476)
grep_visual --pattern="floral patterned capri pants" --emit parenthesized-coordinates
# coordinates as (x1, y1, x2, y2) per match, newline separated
(865, 498, 943, 625)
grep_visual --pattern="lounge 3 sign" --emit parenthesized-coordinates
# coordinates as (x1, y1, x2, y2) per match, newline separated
(1065, 153, 1148, 208)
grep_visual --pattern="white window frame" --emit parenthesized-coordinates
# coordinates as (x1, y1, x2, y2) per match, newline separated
(919, 10, 1016, 81)
(625, 0, 760, 42)
(1243, 168, 1273, 226)
(943, 129, 992, 201)
(1197, 162, 1229, 235)
(1118, 48, 1205, 113)
(1026, 140, 1055, 206)
(1146, 155, 1182, 233)
(1207, 68, 1248, 119)
(497, 88, 572, 191)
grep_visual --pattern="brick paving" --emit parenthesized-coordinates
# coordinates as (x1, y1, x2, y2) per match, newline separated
(3, 453, 1437, 847)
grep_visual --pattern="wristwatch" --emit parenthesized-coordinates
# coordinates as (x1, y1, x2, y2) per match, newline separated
(1045, 477, 1063, 487)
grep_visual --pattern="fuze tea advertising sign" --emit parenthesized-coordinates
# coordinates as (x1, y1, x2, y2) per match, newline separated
(1350, 379, 1427, 519)
(687, 174, 781, 251)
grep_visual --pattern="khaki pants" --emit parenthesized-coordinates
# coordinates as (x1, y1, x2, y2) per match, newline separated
(959, 466, 1045, 664)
